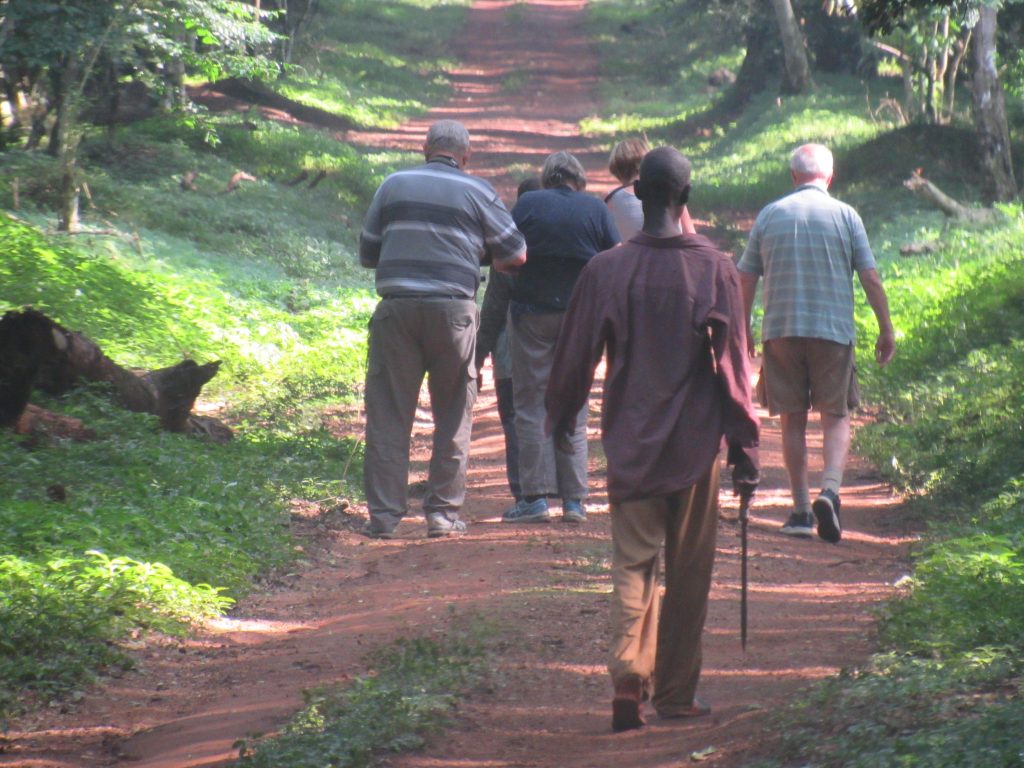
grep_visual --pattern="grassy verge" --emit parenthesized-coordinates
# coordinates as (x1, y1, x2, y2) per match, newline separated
(235, 622, 491, 767)
(0, 0, 467, 723)
(586, 1, 1024, 765)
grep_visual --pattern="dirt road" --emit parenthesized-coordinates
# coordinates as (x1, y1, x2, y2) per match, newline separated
(0, 2, 915, 766)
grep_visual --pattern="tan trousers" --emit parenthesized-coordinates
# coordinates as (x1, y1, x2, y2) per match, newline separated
(363, 297, 478, 530)
(608, 460, 720, 716)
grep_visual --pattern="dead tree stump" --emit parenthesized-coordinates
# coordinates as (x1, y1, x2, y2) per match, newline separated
(0, 308, 230, 439)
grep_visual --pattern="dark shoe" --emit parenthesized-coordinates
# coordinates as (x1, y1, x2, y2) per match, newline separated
(780, 511, 814, 538)
(612, 675, 647, 732)
(562, 498, 586, 523)
(502, 497, 551, 523)
(426, 513, 467, 538)
(812, 489, 842, 543)
(362, 522, 395, 539)
(658, 698, 712, 719)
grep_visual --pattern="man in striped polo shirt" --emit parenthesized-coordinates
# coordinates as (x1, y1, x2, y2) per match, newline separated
(738, 143, 895, 543)
(359, 120, 526, 539)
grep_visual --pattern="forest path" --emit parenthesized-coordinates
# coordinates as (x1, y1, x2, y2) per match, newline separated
(0, 2, 915, 767)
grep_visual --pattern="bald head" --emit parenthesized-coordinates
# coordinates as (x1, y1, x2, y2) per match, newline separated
(635, 146, 691, 207)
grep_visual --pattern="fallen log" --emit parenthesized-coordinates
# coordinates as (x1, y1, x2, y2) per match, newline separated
(903, 169, 998, 224)
(0, 308, 230, 439)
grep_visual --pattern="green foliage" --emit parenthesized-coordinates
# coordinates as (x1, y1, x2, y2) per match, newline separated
(0, 0, 472, 723)
(237, 630, 489, 767)
(280, 0, 467, 129)
(762, 650, 1024, 768)
(856, 220, 1024, 501)
(0, 385, 361, 718)
(584, 0, 743, 136)
(0, 550, 230, 715)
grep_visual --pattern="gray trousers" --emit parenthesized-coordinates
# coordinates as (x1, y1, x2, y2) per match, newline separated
(363, 297, 478, 530)
(509, 310, 588, 500)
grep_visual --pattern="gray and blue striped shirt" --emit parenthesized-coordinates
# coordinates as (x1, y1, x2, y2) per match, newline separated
(737, 184, 876, 345)
(359, 158, 525, 298)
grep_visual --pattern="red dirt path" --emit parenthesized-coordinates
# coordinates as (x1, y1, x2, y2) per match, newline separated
(0, 2, 916, 767)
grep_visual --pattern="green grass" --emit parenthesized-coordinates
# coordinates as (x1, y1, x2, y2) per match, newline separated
(236, 625, 491, 767)
(0, 0, 469, 723)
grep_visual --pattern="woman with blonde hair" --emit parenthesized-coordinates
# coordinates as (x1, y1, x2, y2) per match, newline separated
(607, 137, 695, 240)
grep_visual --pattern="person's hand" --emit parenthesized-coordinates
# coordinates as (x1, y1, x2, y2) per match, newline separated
(875, 329, 896, 366)
(553, 419, 576, 455)
(730, 449, 760, 502)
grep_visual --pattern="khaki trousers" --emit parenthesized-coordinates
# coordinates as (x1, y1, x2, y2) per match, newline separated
(509, 310, 588, 500)
(608, 460, 720, 716)
(363, 297, 478, 530)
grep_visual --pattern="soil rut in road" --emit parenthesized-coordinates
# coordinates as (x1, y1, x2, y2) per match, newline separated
(1, 2, 916, 767)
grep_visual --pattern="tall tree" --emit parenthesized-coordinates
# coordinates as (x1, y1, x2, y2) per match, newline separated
(970, 4, 1017, 200)
(772, 0, 814, 93)
(0, 0, 280, 230)
(856, 0, 1018, 200)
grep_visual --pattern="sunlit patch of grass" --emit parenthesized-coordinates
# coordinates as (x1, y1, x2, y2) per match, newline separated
(236, 621, 493, 767)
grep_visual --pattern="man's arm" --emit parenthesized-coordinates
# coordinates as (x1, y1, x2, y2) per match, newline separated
(475, 272, 514, 372)
(358, 188, 384, 268)
(738, 270, 760, 359)
(493, 248, 526, 273)
(858, 268, 896, 366)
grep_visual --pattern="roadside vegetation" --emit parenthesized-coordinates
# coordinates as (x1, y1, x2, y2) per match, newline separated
(588, 2, 1023, 765)
(0, 0, 469, 723)
(1, 0, 1022, 764)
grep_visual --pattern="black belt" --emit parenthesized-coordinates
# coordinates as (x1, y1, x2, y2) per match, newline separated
(382, 293, 471, 300)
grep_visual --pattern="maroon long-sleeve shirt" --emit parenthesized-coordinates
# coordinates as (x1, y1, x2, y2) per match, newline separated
(546, 232, 760, 503)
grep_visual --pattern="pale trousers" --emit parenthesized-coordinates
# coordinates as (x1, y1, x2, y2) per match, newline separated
(363, 297, 478, 531)
(608, 460, 720, 716)
(509, 310, 588, 500)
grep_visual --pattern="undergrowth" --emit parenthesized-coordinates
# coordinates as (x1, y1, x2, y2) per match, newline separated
(0, 0, 464, 724)
(236, 625, 490, 768)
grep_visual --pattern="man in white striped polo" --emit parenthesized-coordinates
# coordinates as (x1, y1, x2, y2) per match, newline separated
(738, 144, 895, 544)
(358, 120, 526, 538)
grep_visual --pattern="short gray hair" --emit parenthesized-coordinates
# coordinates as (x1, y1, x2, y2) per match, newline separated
(790, 143, 833, 179)
(541, 151, 587, 191)
(425, 120, 470, 156)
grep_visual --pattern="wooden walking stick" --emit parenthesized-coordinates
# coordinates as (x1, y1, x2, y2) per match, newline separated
(739, 486, 752, 651)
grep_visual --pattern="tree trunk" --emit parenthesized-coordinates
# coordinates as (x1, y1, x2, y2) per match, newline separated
(51, 60, 82, 232)
(970, 6, 1017, 202)
(771, 0, 813, 94)
(0, 309, 229, 438)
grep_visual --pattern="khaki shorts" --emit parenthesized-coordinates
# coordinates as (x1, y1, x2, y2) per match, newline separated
(761, 337, 859, 416)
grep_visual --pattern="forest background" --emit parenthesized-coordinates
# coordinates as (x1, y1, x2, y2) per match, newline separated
(0, 0, 1022, 766)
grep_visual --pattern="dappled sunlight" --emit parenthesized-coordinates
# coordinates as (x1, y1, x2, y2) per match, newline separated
(203, 616, 313, 639)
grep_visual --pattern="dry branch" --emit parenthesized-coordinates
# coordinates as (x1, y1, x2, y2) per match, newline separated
(903, 170, 998, 224)
(225, 170, 258, 193)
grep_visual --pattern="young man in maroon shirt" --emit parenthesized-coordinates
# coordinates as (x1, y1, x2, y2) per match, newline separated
(546, 146, 760, 731)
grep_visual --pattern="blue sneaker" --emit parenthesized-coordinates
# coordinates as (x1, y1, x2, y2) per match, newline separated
(562, 499, 586, 523)
(502, 498, 551, 523)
